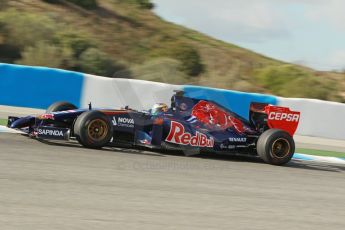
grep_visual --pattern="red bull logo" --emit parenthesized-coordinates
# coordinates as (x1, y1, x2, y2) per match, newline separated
(165, 121, 214, 147)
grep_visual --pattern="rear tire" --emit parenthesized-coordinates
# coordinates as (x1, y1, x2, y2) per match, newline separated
(257, 129, 295, 165)
(46, 101, 77, 113)
(74, 111, 113, 148)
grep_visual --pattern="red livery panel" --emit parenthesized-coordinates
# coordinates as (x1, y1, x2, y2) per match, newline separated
(265, 105, 300, 136)
(191, 100, 245, 133)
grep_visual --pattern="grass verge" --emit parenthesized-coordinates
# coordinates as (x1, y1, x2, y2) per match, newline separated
(0, 119, 7, 126)
(296, 148, 345, 158)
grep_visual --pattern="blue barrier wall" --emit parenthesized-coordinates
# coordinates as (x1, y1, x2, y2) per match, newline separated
(0, 64, 84, 109)
(183, 85, 278, 120)
(0, 63, 277, 120)
(2, 63, 344, 140)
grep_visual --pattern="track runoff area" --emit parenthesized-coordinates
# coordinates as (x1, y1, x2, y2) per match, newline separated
(0, 131, 344, 230)
(0, 112, 344, 229)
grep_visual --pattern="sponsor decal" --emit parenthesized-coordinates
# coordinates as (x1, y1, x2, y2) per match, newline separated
(265, 106, 300, 136)
(165, 121, 214, 148)
(38, 128, 64, 137)
(268, 112, 300, 122)
(112, 116, 134, 128)
(38, 113, 54, 120)
(220, 144, 236, 150)
(112, 117, 117, 126)
(229, 137, 247, 142)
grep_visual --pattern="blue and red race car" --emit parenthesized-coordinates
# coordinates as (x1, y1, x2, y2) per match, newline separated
(7, 91, 300, 165)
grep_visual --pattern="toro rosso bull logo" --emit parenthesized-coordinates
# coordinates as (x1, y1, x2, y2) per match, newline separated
(165, 121, 214, 147)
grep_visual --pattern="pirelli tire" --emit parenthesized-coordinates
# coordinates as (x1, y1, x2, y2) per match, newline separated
(257, 129, 295, 165)
(46, 101, 78, 113)
(74, 111, 113, 149)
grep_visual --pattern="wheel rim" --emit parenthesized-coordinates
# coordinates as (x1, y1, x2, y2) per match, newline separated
(87, 119, 108, 142)
(271, 138, 291, 159)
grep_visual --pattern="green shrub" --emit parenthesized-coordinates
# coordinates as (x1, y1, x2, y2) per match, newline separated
(0, 44, 21, 63)
(130, 57, 189, 84)
(153, 42, 204, 77)
(54, 31, 95, 58)
(171, 44, 204, 76)
(0, 9, 57, 50)
(79, 48, 126, 77)
(67, 0, 98, 9)
(0, 0, 9, 9)
(255, 65, 339, 100)
(16, 42, 75, 69)
(126, 0, 154, 9)
(41, 0, 60, 3)
(136, 0, 154, 9)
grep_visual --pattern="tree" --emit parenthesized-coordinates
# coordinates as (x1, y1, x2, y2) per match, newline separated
(66, 0, 98, 9)
(0, 9, 57, 50)
(0, 0, 9, 10)
(17, 42, 75, 69)
(255, 65, 340, 100)
(79, 48, 126, 77)
(54, 31, 95, 58)
(170, 43, 204, 77)
(136, 0, 154, 9)
(130, 57, 189, 84)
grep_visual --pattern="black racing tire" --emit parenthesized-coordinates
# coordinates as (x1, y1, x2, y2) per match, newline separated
(73, 110, 113, 149)
(46, 101, 77, 113)
(257, 129, 295, 165)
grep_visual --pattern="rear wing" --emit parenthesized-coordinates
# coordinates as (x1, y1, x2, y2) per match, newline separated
(250, 103, 300, 136)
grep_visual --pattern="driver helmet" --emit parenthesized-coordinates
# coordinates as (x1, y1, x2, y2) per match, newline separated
(151, 103, 168, 115)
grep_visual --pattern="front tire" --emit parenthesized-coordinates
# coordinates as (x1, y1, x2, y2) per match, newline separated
(46, 101, 77, 113)
(74, 111, 113, 148)
(257, 129, 295, 165)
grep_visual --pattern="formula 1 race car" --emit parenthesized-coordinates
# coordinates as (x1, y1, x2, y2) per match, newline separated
(7, 91, 300, 165)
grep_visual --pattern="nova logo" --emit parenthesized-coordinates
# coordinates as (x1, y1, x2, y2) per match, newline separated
(118, 117, 134, 124)
(38, 129, 64, 137)
(229, 137, 246, 142)
(112, 117, 135, 127)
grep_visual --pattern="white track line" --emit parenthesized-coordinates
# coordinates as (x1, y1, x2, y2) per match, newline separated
(293, 153, 345, 165)
(0, 125, 24, 134)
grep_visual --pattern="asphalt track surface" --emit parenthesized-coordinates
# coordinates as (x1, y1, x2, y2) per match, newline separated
(0, 133, 344, 230)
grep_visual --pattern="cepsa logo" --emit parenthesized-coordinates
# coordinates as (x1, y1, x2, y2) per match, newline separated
(165, 121, 214, 147)
(268, 112, 300, 122)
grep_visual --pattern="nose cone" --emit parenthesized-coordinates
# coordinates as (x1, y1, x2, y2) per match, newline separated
(10, 116, 34, 129)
